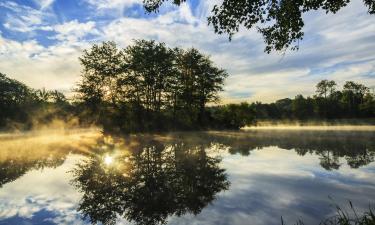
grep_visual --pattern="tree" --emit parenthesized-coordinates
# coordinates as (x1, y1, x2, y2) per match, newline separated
(292, 95, 314, 120)
(0, 73, 74, 130)
(75, 40, 229, 132)
(142, 0, 375, 53)
(316, 80, 336, 99)
(76, 41, 125, 124)
(342, 81, 370, 117)
(49, 90, 67, 104)
(0, 73, 33, 127)
(175, 48, 228, 124)
(35, 88, 51, 103)
(314, 80, 338, 118)
(122, 40, 176, 112)
(209, 103, 255, 129)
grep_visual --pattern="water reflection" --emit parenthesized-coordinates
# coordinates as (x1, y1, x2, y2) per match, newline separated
(203, 130, 375, 170)
(0, 130, 99, 188)
(0, 130, 374, 225)
(70, 137, 230, 225)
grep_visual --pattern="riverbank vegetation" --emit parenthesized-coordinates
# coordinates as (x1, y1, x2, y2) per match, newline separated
(283, 201, 375, 225)
(252, 80, 375, 121)
(1, 40, 374, 133)
(0, 73, 75, 130)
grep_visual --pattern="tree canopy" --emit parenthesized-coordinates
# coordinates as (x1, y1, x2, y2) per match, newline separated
(76, 40, 229, 132)
(1, 41, 374, 133)
(142, 0, 375, 53)
(0, 73, 73, 130)
(252, 80, 375, 120)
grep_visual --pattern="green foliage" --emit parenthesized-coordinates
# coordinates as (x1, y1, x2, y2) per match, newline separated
(2, 49, 373, 133)
(142, 0, 375, 53)
(253, 80, 375, 121)
(0, 73, 74, 130)
(209, 103, 256, 129)
(76, 40, 229, 132)
(0, 73, 34, 128)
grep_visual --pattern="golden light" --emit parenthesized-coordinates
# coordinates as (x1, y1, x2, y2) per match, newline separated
(104, 155, 113, 165)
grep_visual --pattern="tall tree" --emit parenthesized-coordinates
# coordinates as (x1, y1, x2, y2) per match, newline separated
(122, 40, 176, 112)
(76, 41, 125, 123)
(342, 81, 370, 116)
(316, 80, 336, 99)
(75, 40, 229, 132)
(175, 48, 228, 123)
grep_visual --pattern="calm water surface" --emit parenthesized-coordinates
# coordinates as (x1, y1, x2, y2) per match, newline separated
(0, 130, 374, 225)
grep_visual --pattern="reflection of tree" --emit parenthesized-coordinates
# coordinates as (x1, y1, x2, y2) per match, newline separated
(174, 131, 375, 170)
(0, 154, 66, 188)
(346, 149, 375, 169)
(71, 139, 229, 225)
(0, 131, 99, 188)
(318, 151, 341, 170)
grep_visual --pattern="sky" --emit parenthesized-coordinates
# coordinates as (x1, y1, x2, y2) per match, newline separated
(0, 0, 374, 103)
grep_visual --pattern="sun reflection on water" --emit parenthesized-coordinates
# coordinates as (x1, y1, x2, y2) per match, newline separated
(104, 155, 113, 165)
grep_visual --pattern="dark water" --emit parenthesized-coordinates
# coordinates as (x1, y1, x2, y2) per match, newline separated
(0, 130, 375, 225)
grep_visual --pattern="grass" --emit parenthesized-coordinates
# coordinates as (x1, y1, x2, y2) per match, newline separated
(281, 201, 375, 225)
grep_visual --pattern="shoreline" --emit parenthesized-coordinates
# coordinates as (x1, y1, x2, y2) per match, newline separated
(243, 125, 375, 131)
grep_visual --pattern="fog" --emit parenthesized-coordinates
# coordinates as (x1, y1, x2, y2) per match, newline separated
(244, 120, 375, 131)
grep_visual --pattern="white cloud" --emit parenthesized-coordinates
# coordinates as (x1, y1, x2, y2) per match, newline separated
(0, 34, 86, 93)
(0, 2, 44, 33)
(0, 0, 374, 102)
(52, 20, 98, 43)
(0, 155, 86, 224)
(85, 0, 140, 9)
(0, 1, 55, 33)
(34, 0, 55, 9)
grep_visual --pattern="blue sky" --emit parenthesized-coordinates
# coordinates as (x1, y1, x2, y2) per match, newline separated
(0, 0, 374, 102)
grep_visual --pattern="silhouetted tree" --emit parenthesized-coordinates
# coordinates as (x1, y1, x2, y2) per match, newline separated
(75, 40, 229, 132)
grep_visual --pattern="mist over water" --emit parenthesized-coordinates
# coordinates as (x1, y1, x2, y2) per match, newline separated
(244, 120, 375, 131)
(0, 129, 374, 225)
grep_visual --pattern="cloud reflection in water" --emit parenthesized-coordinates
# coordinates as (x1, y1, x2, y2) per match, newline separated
(0, 130, 374, 225)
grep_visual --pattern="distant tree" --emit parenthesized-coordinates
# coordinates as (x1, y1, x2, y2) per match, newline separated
(0, 73, 33, 127)
(0, 73, 73, 130)
(292, 95, 314, 120)
(142, 0, 375, 53)
(360, 92, 375, 117)
(35, 88, 51, 103)
(49, 90, 67, 104)
(342, 81, 370, 117)
(209, 103, 255, 129)
(275, 98, 293, 119)
(314, 80, 338, 118)
(316, 80, 337, 99)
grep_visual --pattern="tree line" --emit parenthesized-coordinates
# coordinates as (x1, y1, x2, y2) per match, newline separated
(0, 73, 73, 130)
(1, 40, 374, 132)
(252, 79, 375, 121)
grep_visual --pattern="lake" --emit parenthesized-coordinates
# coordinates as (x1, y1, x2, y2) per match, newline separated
(0, 129, 374, 225)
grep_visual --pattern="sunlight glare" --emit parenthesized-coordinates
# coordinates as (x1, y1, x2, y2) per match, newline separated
(104, 155, 113, 165)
